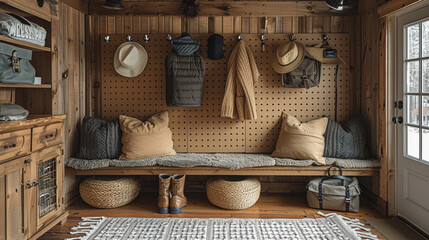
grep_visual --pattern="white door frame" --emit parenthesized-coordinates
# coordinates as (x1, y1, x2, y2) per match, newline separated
(388, 0, 429, 227)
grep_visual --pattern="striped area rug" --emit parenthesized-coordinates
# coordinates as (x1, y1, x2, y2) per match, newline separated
(67, 212, 379, 240)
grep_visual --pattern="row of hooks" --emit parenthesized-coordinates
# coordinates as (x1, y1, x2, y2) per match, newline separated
(104, 33, 331, 52)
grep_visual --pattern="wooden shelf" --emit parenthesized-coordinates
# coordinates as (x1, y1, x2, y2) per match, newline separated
(0, 36, 50, 52)
(0, 83, 51, 88)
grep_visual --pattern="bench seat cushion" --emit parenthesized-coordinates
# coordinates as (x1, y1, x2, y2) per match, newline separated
(66, 153, 380, 170)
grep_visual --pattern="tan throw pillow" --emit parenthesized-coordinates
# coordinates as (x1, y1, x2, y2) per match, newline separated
(119, 111, 176, 160)
(271, 112, 328, 164)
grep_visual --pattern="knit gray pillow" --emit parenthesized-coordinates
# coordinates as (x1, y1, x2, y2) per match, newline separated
(323, 117, 369, 159)
(77, 116, 122, 160)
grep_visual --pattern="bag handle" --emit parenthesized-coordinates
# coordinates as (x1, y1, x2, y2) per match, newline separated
(327, 164, 343, 176)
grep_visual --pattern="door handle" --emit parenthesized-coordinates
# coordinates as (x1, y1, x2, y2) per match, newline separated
(392, 116, 403, 124)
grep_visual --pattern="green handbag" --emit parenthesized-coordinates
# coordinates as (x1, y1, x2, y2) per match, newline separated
(0, 42, 35, 84)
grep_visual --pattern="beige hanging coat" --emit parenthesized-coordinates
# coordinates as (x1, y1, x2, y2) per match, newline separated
(221, 40, 260, 120)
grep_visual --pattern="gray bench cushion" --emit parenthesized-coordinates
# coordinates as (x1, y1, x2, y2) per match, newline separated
(66, 153, 380, 170)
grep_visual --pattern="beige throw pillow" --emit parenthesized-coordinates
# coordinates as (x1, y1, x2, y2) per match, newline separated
(271, 112, 328, 164)
(119, 111, 176, 160)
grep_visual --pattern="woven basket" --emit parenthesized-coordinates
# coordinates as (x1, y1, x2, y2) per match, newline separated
(206, 176, 261, 210)
(79, 176, 141, 208)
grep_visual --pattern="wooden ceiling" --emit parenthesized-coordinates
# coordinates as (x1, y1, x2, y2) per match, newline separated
(86, 0, 355, 16)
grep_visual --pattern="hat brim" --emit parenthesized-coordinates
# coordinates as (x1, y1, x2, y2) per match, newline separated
(114, 42, 148, 77)
(272, 42, 306, 74)
(306, 47, 346, 65)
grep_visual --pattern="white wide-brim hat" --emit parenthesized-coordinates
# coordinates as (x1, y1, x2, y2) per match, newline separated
(114, 42, 148, 77)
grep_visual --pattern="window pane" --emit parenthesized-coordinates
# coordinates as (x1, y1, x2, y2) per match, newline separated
(407, 24, 420, 59)
(423, 129, 429, 162)
(407, 126, 420, 159)
(407, 61, 420, 93)
(423, 21, 429, 57)
(423, 96, 429, 127)
(423, 60, 429, 93)
(407, 95, 420, 125)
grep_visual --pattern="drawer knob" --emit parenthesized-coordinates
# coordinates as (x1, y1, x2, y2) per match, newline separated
(33, 179, 39, 186)
(45, 134, 54, 139)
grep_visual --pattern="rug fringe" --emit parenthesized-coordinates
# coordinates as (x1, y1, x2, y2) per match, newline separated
(66, 217, 106, 240)
(317, 211, 379, 240)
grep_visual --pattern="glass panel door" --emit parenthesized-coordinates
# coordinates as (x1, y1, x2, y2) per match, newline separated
(404, 19, 429, 162)
(396, 3, 429, 234)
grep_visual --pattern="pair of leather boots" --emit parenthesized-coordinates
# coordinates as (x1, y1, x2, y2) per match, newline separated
(158, 174, 187, 214)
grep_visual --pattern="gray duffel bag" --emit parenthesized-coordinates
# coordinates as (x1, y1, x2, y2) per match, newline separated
(0, 42, 35, 84)
(306, 165, 361, 212)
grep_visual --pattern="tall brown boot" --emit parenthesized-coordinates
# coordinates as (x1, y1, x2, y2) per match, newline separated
(158, 174, 171, 214)
(170, 174, 188, 214)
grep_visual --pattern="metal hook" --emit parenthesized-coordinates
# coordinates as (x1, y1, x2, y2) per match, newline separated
(104, 36, 110, 43)
(261, 34, 266, 51)
(237, 34, 243, 41)
(322, 34, 329, 41)
(322, 34, 330, 48)
(126, 35, 133, 42)
(144, 34, 150, 42)
(289, 34, 296, 42)
(167, 34, 172, 41)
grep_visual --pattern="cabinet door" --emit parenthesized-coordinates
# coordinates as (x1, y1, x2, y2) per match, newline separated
(31, 146, 63, 231)
(0, 156, 31, 240)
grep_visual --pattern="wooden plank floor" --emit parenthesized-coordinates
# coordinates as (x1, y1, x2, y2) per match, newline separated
(41, 193, 387, 239)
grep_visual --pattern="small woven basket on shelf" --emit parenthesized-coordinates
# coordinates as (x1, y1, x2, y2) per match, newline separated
(206, 176, 261, 210)
(79, 176, 141, 209)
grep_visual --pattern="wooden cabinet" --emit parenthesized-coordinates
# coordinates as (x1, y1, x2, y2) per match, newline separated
(0, 115, 66, 240)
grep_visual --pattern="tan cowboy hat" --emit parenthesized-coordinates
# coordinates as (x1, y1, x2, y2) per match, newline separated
(306, 43, 346, 65)
(114, 42, 148, 77)
(272, 41, 306, 74)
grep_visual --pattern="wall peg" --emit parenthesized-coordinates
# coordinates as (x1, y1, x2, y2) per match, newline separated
(167, 34, 172, 41)
(237, 34, 243, 41)
(289, 34, 296, 42)
(127, 35, 133, 42)
(104, 36, 110, 43)
(144, 34, 150, 42)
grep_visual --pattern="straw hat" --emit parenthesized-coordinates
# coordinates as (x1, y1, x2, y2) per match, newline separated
(306, 43, 346, 65)
(114, 42, 148, 77)
(272, 41, 306, 74)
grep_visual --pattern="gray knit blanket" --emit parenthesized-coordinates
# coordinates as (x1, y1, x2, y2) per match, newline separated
(76, 117, 121, 160)
(66, 153, 380, 170)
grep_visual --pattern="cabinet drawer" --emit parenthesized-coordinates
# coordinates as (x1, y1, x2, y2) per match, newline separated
(0, 129, 31, 162)
(32, 123, 64, 151)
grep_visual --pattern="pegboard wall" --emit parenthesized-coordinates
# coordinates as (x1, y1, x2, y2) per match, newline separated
(101, 34, 349, 153)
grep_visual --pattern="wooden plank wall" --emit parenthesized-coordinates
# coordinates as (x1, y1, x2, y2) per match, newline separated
(57, 2, 86, 204)
(358, 0, 390, 213)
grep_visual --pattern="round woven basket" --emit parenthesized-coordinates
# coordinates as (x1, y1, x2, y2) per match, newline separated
(79, 176, 141, 209)
(206, 176, 261, 210)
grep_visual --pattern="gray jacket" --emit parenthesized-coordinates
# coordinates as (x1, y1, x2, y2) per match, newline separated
(166, 34, 205, 106)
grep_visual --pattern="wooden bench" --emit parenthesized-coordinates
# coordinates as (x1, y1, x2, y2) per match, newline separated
(66, 165, 379, 176)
